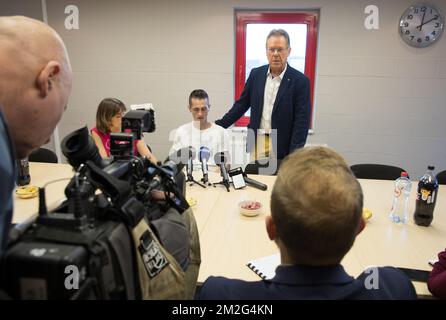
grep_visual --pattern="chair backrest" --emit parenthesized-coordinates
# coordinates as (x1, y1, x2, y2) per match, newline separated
(350, 164, 408, 180)
(28, 148, 58, 163)
(436, 170, 446, 185)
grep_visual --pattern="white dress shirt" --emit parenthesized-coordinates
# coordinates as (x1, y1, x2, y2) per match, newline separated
(259, 64, 287, 134)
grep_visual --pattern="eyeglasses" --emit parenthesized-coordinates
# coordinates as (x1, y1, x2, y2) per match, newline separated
(190, 106, 209, 113)
(267, 47, 288, 54)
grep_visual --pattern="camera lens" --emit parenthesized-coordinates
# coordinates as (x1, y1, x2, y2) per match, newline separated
(61, 126, 102, 169)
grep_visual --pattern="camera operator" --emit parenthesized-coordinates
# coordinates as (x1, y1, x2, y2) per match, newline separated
(91, 97, 157, 163)
(0, 18, 198, 301)
(59, 127, 200, 299)
(0, 16, 72, 254)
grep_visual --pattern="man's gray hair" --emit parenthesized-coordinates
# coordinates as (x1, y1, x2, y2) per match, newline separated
(266, 29, 290, 48)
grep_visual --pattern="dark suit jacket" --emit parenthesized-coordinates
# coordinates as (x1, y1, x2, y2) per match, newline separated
(197, 265, 417, 300)
(0, 108, 15, 254)
(215, 64, 311, 160)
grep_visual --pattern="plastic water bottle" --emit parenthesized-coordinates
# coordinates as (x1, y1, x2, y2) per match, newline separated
(414, 165, 438, 227)
(389, 171, 411, 224)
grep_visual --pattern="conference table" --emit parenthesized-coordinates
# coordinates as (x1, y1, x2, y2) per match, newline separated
(12, 162, 74, 224)
(13, 162, 446, 297)
(188, 170, 446, 297)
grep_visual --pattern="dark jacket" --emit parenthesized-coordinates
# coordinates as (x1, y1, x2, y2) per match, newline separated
(197, 264, 417, 300)
(216, 64, 310, 159)
(428, 248, 446, 299)
(0, 108, 16, 255)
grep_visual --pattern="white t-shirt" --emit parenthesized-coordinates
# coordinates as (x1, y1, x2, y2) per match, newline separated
(170, 121, 231, 166)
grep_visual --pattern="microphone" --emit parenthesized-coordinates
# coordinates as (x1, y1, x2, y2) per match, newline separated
(166, 146, 196, 174)
(187, 155, 193, 177)
(244, 176, 268, 191)
(199, 146, 210, 184)
(214, 151, 230, 192)
(186, 146, 196, 178)
(168, 146, 205, 188)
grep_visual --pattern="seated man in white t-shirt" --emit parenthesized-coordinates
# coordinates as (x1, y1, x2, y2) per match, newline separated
(170, 89, 230, 167)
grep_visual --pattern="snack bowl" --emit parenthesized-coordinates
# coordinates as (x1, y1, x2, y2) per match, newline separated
(15, 186, 39, 199)
(239, 200, 263, 217)
(363, 208, 373, 221)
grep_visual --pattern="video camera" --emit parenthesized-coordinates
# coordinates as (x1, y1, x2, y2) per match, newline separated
(110, 104, 155, 158)
(0, 123, 191, 299)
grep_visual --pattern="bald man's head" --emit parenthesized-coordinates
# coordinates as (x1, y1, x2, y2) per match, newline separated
(0, 16, 72, 158)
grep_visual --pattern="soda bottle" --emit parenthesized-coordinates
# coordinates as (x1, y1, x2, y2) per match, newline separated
(414, 165, 438, 227)
(389, 171, 411, 224)
(16, 158, 30, 186)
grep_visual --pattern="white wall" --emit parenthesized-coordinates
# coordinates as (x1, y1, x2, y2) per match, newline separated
(310, 0, 446, 179)
(3, 0, 446, 178)
(0, 0, 42, 18)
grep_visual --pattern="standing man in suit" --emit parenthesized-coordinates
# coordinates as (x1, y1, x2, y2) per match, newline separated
(215, 29, 310, 161)
(197, 147, 417, 300)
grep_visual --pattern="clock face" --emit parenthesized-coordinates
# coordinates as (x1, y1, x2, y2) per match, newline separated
(399, 4, 444, 48)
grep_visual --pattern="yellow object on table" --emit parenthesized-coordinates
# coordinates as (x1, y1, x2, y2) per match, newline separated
(187, 197, 197, 208)
(363, 208, 373, 221)
(15, 185, 39, 199)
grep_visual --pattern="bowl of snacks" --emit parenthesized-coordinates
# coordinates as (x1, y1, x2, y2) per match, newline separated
(239, 200, 263, 217)
(362, 208, 373, 221)
(15, 186, 39, 199)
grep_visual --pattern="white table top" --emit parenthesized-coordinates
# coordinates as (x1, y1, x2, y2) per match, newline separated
(188, 172, 445, 296)
(13, 163, 445, 296)
(13, 162, 74, 224)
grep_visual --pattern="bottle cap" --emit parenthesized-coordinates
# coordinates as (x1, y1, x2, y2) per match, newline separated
(428, 165, 435, 170)
(401, 171, 408, 177)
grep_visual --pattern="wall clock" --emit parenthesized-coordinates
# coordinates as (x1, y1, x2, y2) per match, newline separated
(399, 4, 444, 48)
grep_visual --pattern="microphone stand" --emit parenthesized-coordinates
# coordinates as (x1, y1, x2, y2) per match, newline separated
(186, 173, 206, 188)
(200, 162, 212, 187)
(185, 160, 206, 188)
(213, 179, 230, 192)
(201, 174, 212, 187)
(213, 163, 230, 192)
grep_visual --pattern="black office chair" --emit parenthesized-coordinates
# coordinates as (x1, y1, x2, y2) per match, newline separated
(244, 159, 282, 176)
(350, 164, 409, 180)
(436, 170, 446, 185)
(28, 148, 58, 163)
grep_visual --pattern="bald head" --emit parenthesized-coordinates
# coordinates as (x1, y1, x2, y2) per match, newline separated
(0, 16, 72, 158)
